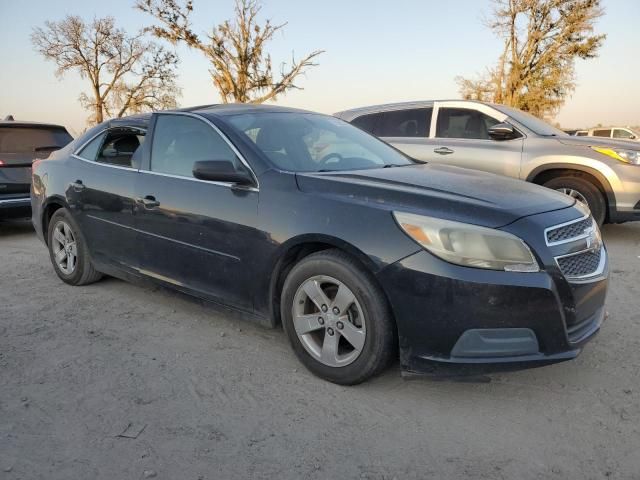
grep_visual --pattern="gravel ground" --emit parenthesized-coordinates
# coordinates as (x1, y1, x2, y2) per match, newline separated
(1, 219, 639, 480)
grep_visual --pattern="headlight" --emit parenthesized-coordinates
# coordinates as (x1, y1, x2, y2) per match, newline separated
(592, 146, 640, 165)
(393, 212, 540, 272)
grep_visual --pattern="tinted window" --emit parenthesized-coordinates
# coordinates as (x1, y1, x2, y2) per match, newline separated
(351, 113, 380, 134)
(151, 115, 241, 178)
(78, 132, 106, 161)
(0, 127, 72, 154)
(436, 108, 501, 140)
(227, 112, 413, 172)
(378, 108, 431, 138)
(592, 129, 611, 138)
(613, 129, 634, 139)
(576, 131, 588, 136)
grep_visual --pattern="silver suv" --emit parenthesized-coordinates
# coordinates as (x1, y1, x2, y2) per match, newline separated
(335, 100, 640, 225)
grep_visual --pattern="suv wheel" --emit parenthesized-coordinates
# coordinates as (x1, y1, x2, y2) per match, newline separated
(281, 249, 395, 385)
(543, 176, 606, 226)
(47, 208, 102, 285)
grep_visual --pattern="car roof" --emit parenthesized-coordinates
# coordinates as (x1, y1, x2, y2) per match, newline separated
(109, 104, 316, 128)
(191, 103, 313, 117)
(334, 99, 494, 120)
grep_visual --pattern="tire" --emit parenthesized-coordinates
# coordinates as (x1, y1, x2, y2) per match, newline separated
(281, 249, 395, 385)
(543, 176, 607, 226)
(47, 208, 102, 286)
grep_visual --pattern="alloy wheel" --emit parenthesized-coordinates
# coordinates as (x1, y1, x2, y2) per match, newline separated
(51, 220, 78, 275)
(292, 275, 366, 367)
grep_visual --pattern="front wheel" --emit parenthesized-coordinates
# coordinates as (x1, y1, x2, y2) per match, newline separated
(543, 176, 607, 226)
(281, 249, 395, 385)
(47, 208, 102, 286)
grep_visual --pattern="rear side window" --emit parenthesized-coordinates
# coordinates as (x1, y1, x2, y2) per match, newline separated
(351, 113, 381, 134)
(378, 109, 431, 138)
(436, 108, 501, 140)
(97, 130, 145, 167)
(150, 115, 242, 178)
(0, 127, 72, 154)
(592, 129, 611, 138)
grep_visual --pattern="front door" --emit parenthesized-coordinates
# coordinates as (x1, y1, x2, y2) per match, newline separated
(134, 113, 259, 310)
(425, 102, 524, 179)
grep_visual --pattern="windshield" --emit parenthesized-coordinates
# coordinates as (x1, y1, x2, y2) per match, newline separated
(226, 112, 414, 172)
(493, 104, 567, 137)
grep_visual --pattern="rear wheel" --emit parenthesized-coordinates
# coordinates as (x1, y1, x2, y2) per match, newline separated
(543, 176, 606, 226)
(281, 249, 395, 385)
(47, 208, 102, 285)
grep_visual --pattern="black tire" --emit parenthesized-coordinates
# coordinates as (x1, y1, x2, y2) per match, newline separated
(47, 208, 102, 286)
(543, 176, 607, 226)
(281, 249, 395, 385)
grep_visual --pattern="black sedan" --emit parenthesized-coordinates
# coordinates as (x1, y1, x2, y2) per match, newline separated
(31, 105, 608, 384)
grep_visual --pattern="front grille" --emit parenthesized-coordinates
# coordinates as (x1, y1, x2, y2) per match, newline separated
(557, 249, 602, 278)
(546, 217, 592, 244)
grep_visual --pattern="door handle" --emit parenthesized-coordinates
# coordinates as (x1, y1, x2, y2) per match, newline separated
(434, 147, 454, 155)
(71, 180, 85, 192)
(137, 195, 160, 208)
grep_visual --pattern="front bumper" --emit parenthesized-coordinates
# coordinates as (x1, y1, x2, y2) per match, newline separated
(377, 242, 608, 375)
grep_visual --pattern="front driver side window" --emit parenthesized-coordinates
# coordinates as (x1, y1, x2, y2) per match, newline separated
(151, 114, 241, 178)
(436, 108, 501, 140)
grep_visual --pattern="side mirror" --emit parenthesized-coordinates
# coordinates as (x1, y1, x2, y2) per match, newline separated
(488, 122, 517, 141)
(629, 135, 637, 140)
(192, 160, 253, 185)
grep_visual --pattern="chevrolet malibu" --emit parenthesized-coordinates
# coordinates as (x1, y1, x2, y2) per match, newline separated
(31, 105, 608, 384)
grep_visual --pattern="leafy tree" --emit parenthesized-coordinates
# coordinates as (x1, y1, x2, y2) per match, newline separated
(32, 16, 180, 125)
(457, 0, 605, 118)
(136, 0, 323, 103)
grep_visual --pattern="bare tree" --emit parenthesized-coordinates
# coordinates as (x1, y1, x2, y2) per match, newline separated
(32, 16, 180, 125)
(457, 0, 605, 118)
(136, 0, 323, 103)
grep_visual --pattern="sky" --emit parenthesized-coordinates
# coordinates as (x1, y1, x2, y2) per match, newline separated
(1, 0, 638, 135)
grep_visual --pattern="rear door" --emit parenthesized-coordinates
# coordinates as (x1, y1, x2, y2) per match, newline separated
(375, 107, 435, 161)
(0, 125, 72, 202)
(591, 128, 612, 139)
(67, 126, 144, 269)
(426, 101, 524, 178)
(134, 112, 259, 309)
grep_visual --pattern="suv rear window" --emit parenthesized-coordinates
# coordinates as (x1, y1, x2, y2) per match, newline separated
(0, 127, 72, 154)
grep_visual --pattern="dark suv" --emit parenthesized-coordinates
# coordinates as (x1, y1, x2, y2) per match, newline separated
(0, 119, 73, 219)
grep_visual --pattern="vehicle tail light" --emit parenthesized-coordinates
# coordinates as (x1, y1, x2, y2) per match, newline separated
(0, 160, 4, 166)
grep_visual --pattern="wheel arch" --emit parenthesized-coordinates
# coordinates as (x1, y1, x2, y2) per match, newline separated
(266, 234, 384, 327)
(526, 164, 616, 214)
(41, 196, 70, 245)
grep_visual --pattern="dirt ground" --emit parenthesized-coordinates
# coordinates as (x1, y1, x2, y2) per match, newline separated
(1, 219, 639, 480)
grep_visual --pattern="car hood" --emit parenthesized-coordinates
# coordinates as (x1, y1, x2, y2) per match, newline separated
(296, 163, 575, 229)
(556, 135, 640, 149)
